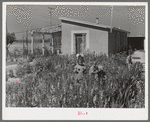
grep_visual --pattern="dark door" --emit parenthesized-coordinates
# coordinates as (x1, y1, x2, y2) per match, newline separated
(75, 34, 86, 54)
(76, 34, 83, 54)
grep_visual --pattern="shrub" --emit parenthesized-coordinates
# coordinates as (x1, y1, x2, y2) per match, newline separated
(43, 47, 53, 57)
(16, 61, 33, 78)
(27, 53, 35, 62)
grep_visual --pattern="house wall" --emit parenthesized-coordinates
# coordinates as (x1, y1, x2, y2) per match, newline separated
(108, 30, 128, 54)
(61, 21, 109, 55)
(108, 30, 117, 54)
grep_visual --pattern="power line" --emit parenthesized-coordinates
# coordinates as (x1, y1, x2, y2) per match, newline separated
(32, 7, 48, 11)
(32, 17, 50, 24)
(32, 18, 60, 27)
(30, 18, 51, 27)
(33, 13, 59, 21)
(34, 7, 58, 26)
(34, 11, 52, 18)
(33, 12, 61, 21)
(33, 8, 49, 14)
(33, 12, 50, 18)
(31, 19, 50, 25)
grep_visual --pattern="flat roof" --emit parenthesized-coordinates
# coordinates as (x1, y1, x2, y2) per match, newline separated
(59, 17, 130, 33)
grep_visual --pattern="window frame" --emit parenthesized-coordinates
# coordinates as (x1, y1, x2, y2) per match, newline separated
(71, 30, 89, 54)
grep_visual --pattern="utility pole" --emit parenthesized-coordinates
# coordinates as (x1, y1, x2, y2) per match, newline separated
(48, 7, 54, 54)
(110, 5, 113, 33)
(48, 7, 53, 26)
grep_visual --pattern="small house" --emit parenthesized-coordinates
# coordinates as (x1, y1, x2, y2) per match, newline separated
(60, 17, 130, 55)
(29, 17, 130, 55)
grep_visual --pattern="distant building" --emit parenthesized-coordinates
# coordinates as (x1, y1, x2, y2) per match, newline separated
(127, 26, 145, 52)
(127, 37, 145, 51)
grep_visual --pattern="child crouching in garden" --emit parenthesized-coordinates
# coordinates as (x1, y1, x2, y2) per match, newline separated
(73, 54, 87, 95)
(88, 62, 107, 107)
(89, 62, 107, 90)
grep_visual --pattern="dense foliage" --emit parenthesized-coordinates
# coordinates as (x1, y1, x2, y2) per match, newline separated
(6, 33, 16, 46)
(6, 52, 145, 108)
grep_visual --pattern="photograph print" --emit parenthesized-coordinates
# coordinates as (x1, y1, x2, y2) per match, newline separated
(3, 2, 148, 120)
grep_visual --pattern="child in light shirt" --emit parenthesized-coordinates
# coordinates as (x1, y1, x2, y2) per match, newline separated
(73, 54, 86, 83)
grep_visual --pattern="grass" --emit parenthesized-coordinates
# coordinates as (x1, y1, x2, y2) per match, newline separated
(6, 61, 18, 66)
(8, 42, 51, 52)
(6, 51, 145, 108)
(7, 42, 51, 60)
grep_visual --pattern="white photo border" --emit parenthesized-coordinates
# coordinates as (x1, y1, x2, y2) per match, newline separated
(2, 2, 148, 120)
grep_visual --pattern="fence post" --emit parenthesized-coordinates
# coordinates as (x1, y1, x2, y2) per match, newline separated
(57, 49, 59, 55)
(52, 34, 54, 54)
(42, 33, 45, 55)
(31, 30, 34, 54)
(22, 35, 25, 59)
(26, 30, 28, 59)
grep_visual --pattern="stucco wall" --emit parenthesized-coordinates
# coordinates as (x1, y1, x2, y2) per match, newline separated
(61, 21, 109, 55)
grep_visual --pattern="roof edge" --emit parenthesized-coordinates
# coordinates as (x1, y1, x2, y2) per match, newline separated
(59, 17, 111, 29)
(59, 17, 130, 33)
(112, 27, 130, 33)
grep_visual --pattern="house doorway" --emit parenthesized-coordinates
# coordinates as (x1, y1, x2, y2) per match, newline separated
(75, 34, 86, 54)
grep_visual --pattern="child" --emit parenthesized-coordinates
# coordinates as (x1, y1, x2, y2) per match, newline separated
(89, 63, 107, 89)
(97, 64, 107, 82)
(73, 54, 88, 97)
(89, 62, 98, 79)
(126, 52, 132, 71)
(73, 54, 86, 83)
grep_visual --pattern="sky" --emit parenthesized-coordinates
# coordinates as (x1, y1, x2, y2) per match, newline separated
(6, 5, 145, 39)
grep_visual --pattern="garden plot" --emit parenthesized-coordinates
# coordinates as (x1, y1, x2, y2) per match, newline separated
(5, 52, 145, 108)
